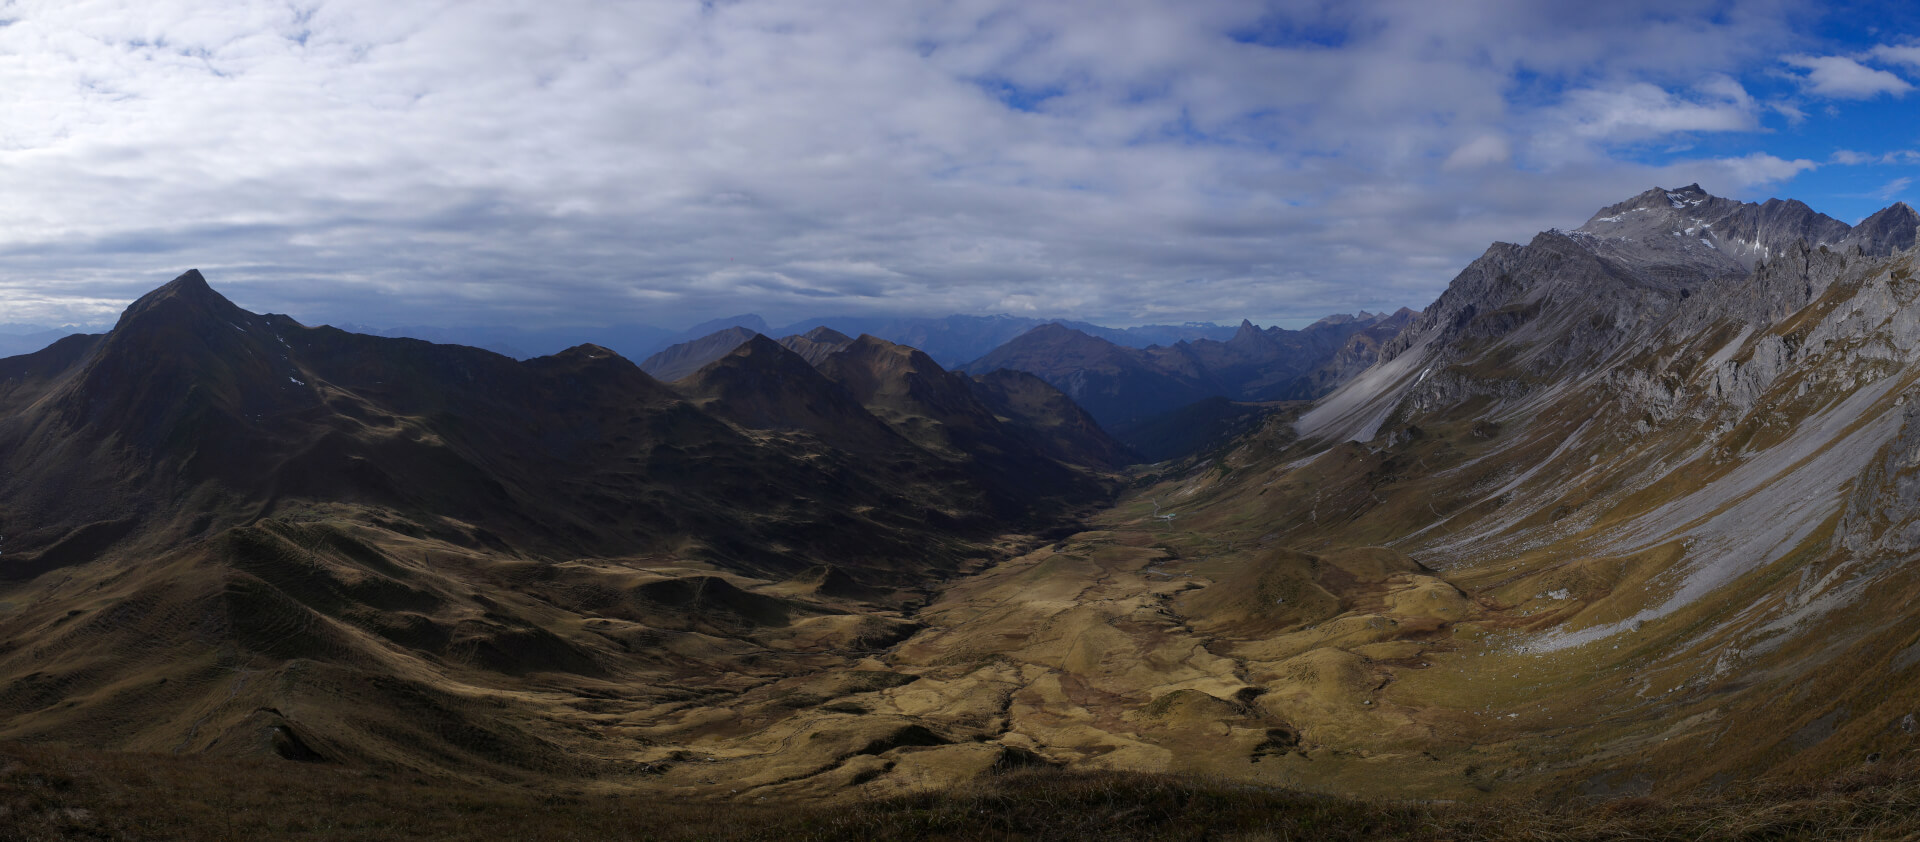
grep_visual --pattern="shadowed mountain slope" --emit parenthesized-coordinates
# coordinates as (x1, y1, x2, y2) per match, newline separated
(2, 272, 1129, 587)
(814, 334, 1120, 519)
(0, 270, 1128, 789)
(966, 368, 1133, 472)
(673, 334, 907, 455)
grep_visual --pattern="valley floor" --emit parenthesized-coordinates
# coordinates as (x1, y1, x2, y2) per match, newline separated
(9, 443, 1918, 822)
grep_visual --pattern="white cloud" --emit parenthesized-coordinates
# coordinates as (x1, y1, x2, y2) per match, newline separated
(1525, 79, 1763, 168)
(1558, 82, 1759, 139)
(1870, 43, 1920, 69)
(1708, 153, 1820, 186)
(1830, 148, 1920, 165)
(1784, 54, 1914, 99)
(1880, 177, 1914, 200)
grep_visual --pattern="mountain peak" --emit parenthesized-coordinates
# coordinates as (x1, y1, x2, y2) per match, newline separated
(801, 325, 853, 344)
(552, 343, 623, 361)
(108, 270, 253, 339)
(1847, 202, 1920, 256)
(115, 269, 244, 329)
(736, 333, 788, 355)
(166, 268, 210, 291)
(1599, 183, 1718, 218)
(1227, 318, 1275, 350)
(1012, 322, 1099, 345)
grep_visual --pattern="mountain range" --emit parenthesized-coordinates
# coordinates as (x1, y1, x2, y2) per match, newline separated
(325, 313, 1250, 369)
(6, 182, 1920, 817)
(0, 271, 1122, 782)
(635, 308, 1415, 461)
(962, 310, 1415, 432)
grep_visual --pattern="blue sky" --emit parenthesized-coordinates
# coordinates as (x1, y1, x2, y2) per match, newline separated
(0, 0, 1916, 331)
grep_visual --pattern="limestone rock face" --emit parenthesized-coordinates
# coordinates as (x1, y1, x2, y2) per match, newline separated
(1323, 185, 1920, 445)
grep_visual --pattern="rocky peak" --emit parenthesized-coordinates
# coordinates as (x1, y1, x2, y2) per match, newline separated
(1845, 202, 1920, 256)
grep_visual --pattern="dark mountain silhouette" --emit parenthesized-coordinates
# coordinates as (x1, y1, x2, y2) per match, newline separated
(673, 334, 911, 455)
(814, 335, 1118, 520)
(966, 368, 1133, 471)
(0, 271, 1116, 588)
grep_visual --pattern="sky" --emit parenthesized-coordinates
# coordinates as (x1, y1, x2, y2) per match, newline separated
(1, 0, 1918, 331)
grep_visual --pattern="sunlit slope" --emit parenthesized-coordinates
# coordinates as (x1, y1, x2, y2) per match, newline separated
(1141, 187, 1920, 793)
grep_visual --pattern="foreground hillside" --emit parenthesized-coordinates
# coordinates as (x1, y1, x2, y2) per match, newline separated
(9, 740, 1920, 841)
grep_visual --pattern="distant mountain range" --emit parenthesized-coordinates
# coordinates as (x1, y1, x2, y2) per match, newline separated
(632, 309, 1416, 460)
(327, 313, 1247, 368)
(962, 311, 1415, 434)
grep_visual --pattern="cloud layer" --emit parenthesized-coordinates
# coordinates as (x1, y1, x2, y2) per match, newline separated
(0, 0, 1915, 329)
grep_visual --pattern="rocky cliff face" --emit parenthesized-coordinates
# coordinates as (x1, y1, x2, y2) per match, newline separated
(1313, 187, 1917, 444)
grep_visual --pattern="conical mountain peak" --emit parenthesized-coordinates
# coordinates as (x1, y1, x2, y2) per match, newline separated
(112, 269, 250, 332)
